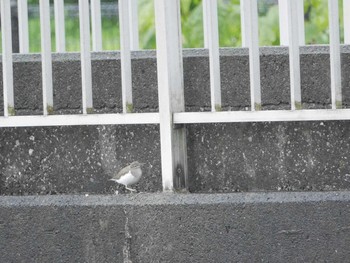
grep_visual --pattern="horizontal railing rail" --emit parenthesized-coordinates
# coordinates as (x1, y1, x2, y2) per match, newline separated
(0, 0, 349, 191)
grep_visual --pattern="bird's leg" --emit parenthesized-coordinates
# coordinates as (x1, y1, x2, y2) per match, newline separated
(125, 186, 137, 192)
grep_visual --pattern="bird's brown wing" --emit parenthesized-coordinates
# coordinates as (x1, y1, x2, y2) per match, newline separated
(112, 165, 131, 180)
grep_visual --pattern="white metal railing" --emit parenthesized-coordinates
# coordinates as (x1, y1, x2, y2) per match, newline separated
(278, 0, 305, 46)
(0, 0, 350, 192)
(54, 0, 65, 52)
(18, 0, 29, 53)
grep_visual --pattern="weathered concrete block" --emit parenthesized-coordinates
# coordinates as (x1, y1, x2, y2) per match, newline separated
(1, 47, 350, 194)
(1, 192, 350, 262)
(0, 197, 125, 262)
(0, 125, 161, 195)
(187, 121, 350, 193)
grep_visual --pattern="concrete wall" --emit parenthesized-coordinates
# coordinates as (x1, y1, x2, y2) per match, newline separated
(2, 46, 350, 114)
(1, 46, 350, 194)
(1, 47, 350, 262)
(1, 192, 350, 262)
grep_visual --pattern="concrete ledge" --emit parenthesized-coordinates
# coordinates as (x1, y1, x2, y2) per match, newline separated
(1, 192, 350, 262)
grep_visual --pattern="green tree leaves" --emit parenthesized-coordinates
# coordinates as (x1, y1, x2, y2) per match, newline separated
(20, 0, 347, 51)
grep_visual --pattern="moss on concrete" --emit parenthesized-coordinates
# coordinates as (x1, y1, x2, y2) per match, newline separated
(295, 102, 302, 110)
(8, 106, 15, 116)
(126, 103, 133, 113)
(215, 104, 222, 112)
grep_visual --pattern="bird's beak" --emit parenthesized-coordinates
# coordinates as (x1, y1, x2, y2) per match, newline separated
(140, 163, 146, 166)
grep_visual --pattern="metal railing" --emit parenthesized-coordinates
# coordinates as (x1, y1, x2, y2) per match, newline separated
(0, 0, 350, 191)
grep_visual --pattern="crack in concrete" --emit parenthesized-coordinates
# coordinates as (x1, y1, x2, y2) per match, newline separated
(123, 207, 132, 263)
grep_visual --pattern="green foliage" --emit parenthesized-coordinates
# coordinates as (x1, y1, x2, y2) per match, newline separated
(258, 5, 280, 46)
(139, 0, 156, 49)
(304, 0, 344, 44)
(217, 0, 241, 47)
(5, 0, 346, 53)
(305, 0, 330, 44)
(138, 0, 243, 48)
(101, 16, 120, 50)
(181, 0, 204, 47)
(27, 11, 119, 52)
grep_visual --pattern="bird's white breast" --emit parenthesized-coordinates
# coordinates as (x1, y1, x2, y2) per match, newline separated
(116, 167, 142, 186)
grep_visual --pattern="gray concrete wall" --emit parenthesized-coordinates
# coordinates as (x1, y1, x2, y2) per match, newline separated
(1, 47, 350, 194)
(1, 192, 350, 262)
(2, 46, 350, 114)
(1, 45, 350, 263)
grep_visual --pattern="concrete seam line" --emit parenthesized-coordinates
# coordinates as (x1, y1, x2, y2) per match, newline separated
(1, 191, 350, 207)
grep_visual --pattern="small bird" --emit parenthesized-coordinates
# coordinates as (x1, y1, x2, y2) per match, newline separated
(110, 161, 145, 192)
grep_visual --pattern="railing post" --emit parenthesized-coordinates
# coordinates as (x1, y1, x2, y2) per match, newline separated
(246, 0, 261, 111)
(79, 0, 93, 114)
(240, 0, 249, 47)
(129, 0, 139, 50)
(91, 0, 102, 51)
(203, 0, 209, 48)
(287, 0, 302, 110)
(18, 0, 29, 53)
(278, 0, 305, 46)
(154, 0, 188, 192)
(119, 0, 133, 113)
(203, 0, 222, 112)
(1, 0, 15, 116)
(39, 0, 54, 115)
(328, 0, 342, 109)
(344, 0, 350, 44)
(54, 0, 66, 52)
(296, 0, 305, 45)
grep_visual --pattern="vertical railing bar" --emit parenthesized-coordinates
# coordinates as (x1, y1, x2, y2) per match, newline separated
(240, 0, 249, 47)
(91, 0, 102, 51)
(279, 0, 305, 46)
(79, 0, 93, 114)
(203, 0, 209, 48)
(54, 0, 66, 52)
(39, 0, 54, 116)
(246, 0, 261, 111)
(203, 0, 221, 111)
(287, 0, 302, 110)
(18, 0, 29, 53)
(278, 0, 288, 46)
(1, 0, 15, 116)
(344, 0, 350, 44)
(296, 0, 305, 45)
(328, 0, 342, 109)
(119, 0, 133, 113)
(129, 0, 139, 50)
(154, 0, 188, 191)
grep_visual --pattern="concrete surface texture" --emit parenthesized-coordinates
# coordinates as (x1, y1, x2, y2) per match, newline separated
(1, 46, 350, 194)
(1, 192, 350, 262)
(2, 45, 350, 263)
